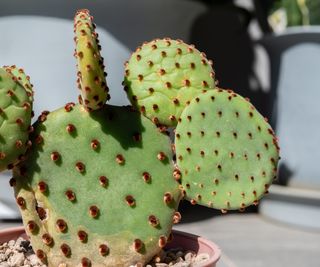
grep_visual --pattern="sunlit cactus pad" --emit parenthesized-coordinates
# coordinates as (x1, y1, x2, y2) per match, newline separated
(175, 89, 280, 211)
(13, 104, 181, 267)
(124, 38, 216, 126)
(74, 9, 109, 111)
(4, 65, 34, 102)
(0, 67, 33, 171)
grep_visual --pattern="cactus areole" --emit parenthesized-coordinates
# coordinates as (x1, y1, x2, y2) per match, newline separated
(0, 8, 280, 267)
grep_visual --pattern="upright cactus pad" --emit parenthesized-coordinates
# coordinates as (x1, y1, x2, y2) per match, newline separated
(175, 89, 280, 211)
(13, 104, 181, 267)
(74, 9, 109, 111)
(0, 67, 33, 171)
(123, 38, 216, 126)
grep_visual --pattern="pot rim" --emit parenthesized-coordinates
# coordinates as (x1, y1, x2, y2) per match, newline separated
(0, 226, 221, 266)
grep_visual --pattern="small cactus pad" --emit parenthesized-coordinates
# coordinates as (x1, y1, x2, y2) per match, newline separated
(123, 38, 216, 126)
(0, 67, 33, 171)
(175, 89, 280, 211)
(3, 65, 34, 102)
(74, 9, 109, 111)
(13, 104, 181, 266)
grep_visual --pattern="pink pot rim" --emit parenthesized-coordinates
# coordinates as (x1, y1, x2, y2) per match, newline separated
(0, 226, 221, 266)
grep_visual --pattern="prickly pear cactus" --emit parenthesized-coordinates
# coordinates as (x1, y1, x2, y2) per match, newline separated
(123, 38, 216, 127)
(0, 67, 33, 171)
(175, 89, 280, 211)
(74, 9, 109, 111)
(13, 104, 181, 266)
(2, 8, 280, 267)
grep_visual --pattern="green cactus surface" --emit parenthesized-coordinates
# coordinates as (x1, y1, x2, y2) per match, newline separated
(0, 67, 33, 171)
(13, 104, 181, 267)
(3, 65, 34, 102)
(123, 38, 216, 127)
(175, 89, 280, 211)
(74, 9, 109, 111)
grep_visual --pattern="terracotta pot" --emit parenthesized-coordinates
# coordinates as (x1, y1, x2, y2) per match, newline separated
(0, 227, 221, 267)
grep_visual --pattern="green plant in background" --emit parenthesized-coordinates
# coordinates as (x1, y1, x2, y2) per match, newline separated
(269, 0, 320, 32)
(0, 9, 279, 267)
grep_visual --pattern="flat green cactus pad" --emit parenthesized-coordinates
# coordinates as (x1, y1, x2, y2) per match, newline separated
(13, 104, 181, 267)
(3, 65, 34, 102)
(124, 38, 216, 127)
(74, 9, 109, 111)
(0, 67, 33, 171)
(175, 89, 279, 211)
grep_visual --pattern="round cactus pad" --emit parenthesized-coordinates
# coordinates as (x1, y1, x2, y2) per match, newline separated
(124, 38, 215, 126)
(13, 104, 181, 266)
(0, 68, 33, 171)
(74, 9, 109, 111)
(175, 89, 279, 211)
(3, 65, 34, 102)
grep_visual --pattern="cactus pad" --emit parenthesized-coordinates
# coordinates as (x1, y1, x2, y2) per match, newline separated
(74, 9, 109, 111)
(13, 104, 181, 266)
(175, 89, 279, 211)
(0, 67, 33, 171)
(3, 65, 34, 102)
(123, 38, 216, 126)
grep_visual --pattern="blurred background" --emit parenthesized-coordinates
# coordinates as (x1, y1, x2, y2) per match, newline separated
(0, 0, 320, 266)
